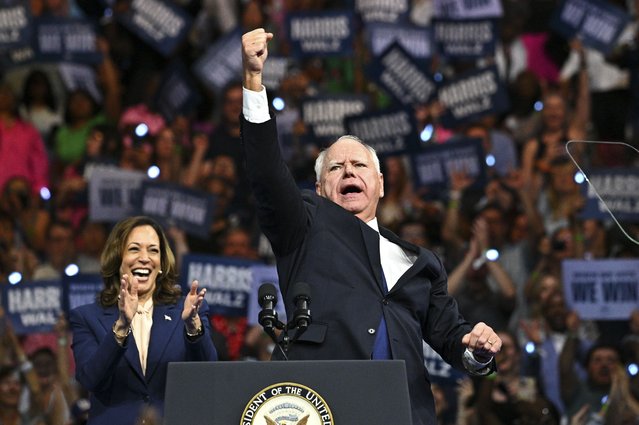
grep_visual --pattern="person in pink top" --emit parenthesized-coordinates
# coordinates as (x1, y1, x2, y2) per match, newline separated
(0, 83, 50, 195)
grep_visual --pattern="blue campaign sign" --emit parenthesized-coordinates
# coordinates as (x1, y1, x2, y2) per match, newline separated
(135, 181, 216, 238)
(180, 254, 259, 317)
(579, 168, 639, 222)
(550, 0, 632, 54)
(192, 28, 242, 93)
(344, 108, 420, 157)
(355, 0, 410, 23)
(116, 0, 192, 57)
(88, 166, 148, 223)
(433, 18, 498, 59)
(153, 61, 200, 122)
(366, 22, 432, 62)
(434, 0, 503, 18)
(34, 17, 102, 64)
(0, 0, 32, 50)
(262, 56, 292, 91)
(301, 94, 369, 142)
(0, 45, 36, 69)
(437, 65, 509, 128)
(368, 42, 437, 107)
(563, 259, 639, 320)
(1, 280, 63, 335)
(411, 137, 486, 199)
(286, 11, 354, 58)
(62, 274, 103, 314)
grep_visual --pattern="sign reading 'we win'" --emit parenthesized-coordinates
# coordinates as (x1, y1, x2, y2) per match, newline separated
(563, 259, 639, 320)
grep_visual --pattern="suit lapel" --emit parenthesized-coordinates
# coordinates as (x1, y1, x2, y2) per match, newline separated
(145, 303, 181, 381)
(98, 306, 145, 381)
(359, 220, 386, 294)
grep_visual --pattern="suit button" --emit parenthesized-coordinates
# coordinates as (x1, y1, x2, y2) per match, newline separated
(144, 395, 151, 403)
(368, 328, 376, 334)
(382, 299, 389, 305)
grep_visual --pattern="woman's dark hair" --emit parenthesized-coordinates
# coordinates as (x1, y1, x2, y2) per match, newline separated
(21, 69, 57, 111)
(0, 365, 22, 384)
(63, 88, 99, 124)
(99, 216, 181, 306)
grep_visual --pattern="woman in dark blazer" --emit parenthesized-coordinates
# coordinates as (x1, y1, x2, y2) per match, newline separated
(70, 216, 217, 425)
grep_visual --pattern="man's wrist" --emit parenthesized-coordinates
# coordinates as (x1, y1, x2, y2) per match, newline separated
(462, 348, 493, 376)
(243, 72, 263, 92)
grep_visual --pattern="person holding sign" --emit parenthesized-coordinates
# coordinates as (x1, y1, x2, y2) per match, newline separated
(69, 216, 217, 425)
(240, 28, 502, 425)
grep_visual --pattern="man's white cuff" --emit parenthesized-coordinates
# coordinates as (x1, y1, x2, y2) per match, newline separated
(242, 86, 270, 124)
(462, 348, 493, 376)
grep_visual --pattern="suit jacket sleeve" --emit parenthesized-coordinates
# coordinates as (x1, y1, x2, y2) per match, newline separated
(241, 114, 312, 260)
(69, 305, 128, 392)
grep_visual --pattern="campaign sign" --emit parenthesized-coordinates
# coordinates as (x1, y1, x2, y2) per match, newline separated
(411, 137, 486, 199)
(1, 280, 62, 334)
(62, 274, 102, 314)
(423, 342, 466, 383)
(193, 28, 242, 93)
(88, 166, 148, 223)
(434, 0, 503, 18)
(247, 265, 286, 327)
(153, 61, 200, 122)
(366, 23, 432, 61)
(433, 18, 497, 59)
(135, 181, 215, 238)
(344, 108, 419, 157)
(262, 56, 291, 91)
(0, 45, 36, 68)
(286, 11, 354, 57)
(58, 62, 102, 102)
(550, 0, 631, 54)
(116, 0, 191, 57)
(301, 95, 369, 141)
(368, 42, 437, 107)
(579, 168, 639, 222)
(563, 259, 639, 320)
(355, 0, 410, 23)
(181, 254, 257, 317)
(34, 17, 101, 64)
(437, 65, 509, 128)
(0, 0, 31, 50)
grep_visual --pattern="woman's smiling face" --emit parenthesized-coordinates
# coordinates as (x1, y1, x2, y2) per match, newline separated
(120, 225, 161, 301)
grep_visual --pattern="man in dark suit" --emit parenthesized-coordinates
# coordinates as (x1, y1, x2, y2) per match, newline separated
(240, 29, 502, 425)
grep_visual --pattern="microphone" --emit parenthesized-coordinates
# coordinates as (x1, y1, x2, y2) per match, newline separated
(291, 282, 311, 340)
(258, 283, 278, 333)
(257, 283, 288, 360)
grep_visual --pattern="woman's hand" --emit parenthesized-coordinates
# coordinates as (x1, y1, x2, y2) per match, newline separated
(182, 280, 206, 334)
(116, 274, 139, 327)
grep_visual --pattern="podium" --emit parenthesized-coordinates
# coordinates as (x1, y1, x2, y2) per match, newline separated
(164, 360, 412, 424)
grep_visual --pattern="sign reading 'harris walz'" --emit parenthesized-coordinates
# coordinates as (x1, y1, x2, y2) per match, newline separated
(0, 1, 31, 50)
(117, 0, 192, 57)
(579, 167, 639, 222)
(344, 108, 420, 157)
(437, 65, 509, 128)
(550, 0, 632, 54)
(368, 42, 437, 107)
(286, 11, 354, 57)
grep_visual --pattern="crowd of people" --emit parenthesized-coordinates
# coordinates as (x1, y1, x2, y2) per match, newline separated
(1, 0, 639, 424)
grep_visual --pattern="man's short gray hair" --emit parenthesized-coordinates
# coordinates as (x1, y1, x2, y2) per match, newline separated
(314, 135, 381, 182)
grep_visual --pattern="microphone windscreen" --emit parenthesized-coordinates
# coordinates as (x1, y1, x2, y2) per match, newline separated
(291, 282, 311, 302)
(258, 283, 277, 307)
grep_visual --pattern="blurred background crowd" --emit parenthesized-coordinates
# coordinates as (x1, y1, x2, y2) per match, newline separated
(1, 0, 639, 424)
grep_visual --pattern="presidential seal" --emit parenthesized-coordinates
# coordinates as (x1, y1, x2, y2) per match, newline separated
(240, 382, 334, 425)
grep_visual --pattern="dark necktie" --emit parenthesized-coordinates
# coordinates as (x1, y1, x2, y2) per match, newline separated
(372, 270, 391, 359)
